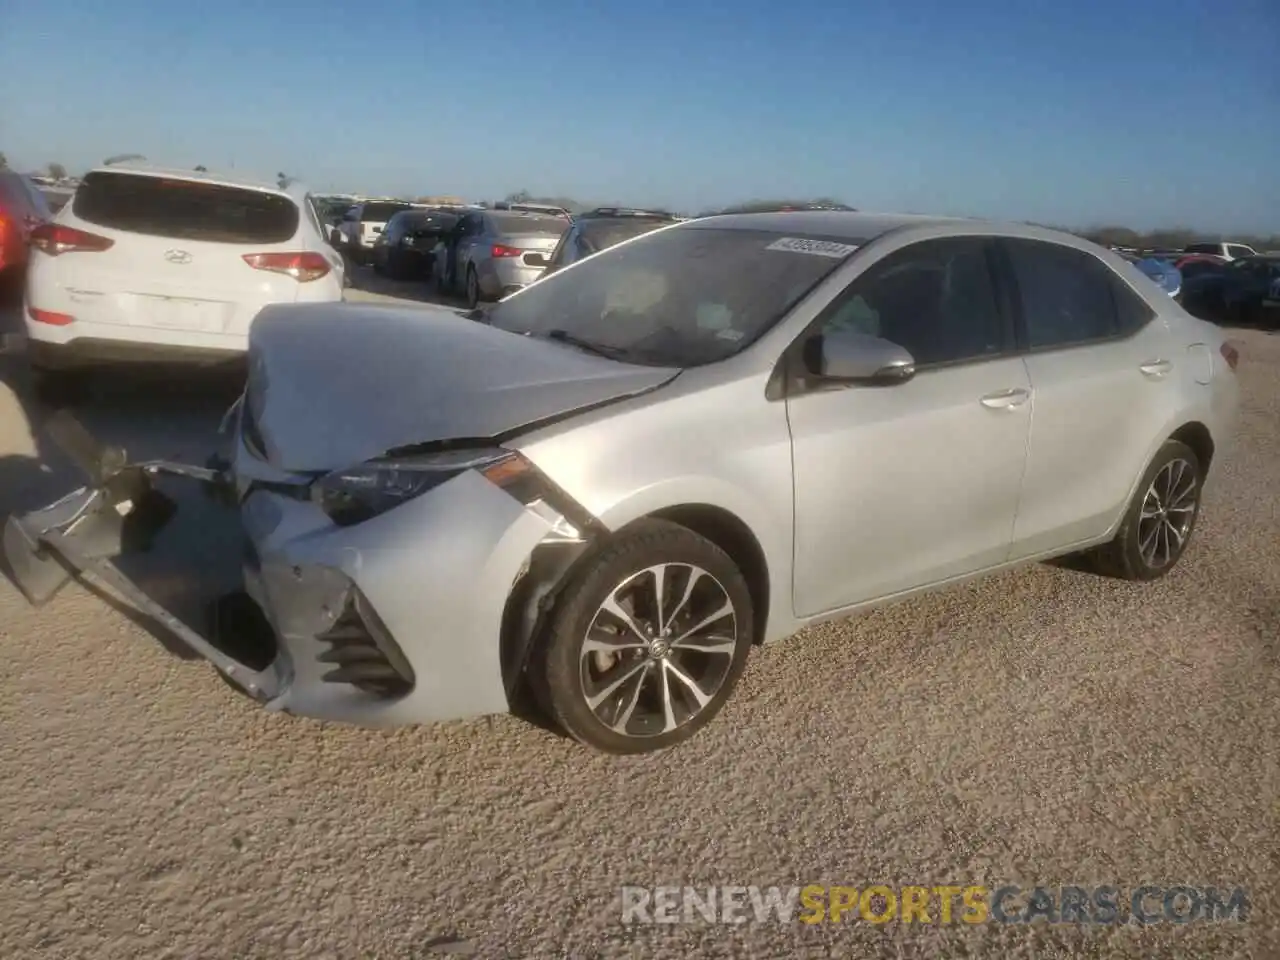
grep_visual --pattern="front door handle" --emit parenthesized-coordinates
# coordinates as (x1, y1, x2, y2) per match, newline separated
(980, 387, 1031, 409)
(1139, 359, 1173, 379)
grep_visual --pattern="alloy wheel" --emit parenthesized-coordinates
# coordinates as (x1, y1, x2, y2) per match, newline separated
(1137, 457, 1198, 569)
(579, 563, 738, 738)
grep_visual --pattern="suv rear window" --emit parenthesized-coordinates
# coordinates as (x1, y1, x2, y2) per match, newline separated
(1183, 243, 1219, 255)
(360, 202, 410, 221)
(73, 172, 299, 244)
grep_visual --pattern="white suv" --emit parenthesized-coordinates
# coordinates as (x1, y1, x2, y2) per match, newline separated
(23, 164, 344, 392)
(335, 200, 413, 264)
(1183, 241, 1257, 261)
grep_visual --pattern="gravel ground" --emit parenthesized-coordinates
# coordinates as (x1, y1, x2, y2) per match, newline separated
(1, 283, 1277, 958)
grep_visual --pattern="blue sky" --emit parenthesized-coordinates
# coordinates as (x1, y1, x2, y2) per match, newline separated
(2, 0, 1277, 233)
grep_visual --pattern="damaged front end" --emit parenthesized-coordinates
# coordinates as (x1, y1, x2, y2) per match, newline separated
(3, 410, 284, 700)
(5, 404, 605, 728)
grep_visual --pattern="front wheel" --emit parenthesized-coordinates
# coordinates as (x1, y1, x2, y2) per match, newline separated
(530, 519, 754, 754)
(1090, 440, 1202, 581)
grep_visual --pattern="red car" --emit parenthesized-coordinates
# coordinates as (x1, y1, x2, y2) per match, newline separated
(0, 171, 53, 293)
(1174, 253, 1227, 277)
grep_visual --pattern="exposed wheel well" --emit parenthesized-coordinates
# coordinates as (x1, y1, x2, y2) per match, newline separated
(1169, 421, 1214, 475)
(648, 504, 771, 645)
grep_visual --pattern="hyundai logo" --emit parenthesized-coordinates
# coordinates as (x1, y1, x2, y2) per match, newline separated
(164, 249, 193, 265)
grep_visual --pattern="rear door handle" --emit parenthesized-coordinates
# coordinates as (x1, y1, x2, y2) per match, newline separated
(979, 387, 1031, 409)
(1139, 359, 1173, 379)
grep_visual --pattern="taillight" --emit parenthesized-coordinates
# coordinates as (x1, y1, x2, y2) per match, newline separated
(28, 306, 75, 326)
(242, 252, 330, 282)
(1220, 342, 1239, 372)
(491, 244, 524, 259)
(30, 224, 114, 256)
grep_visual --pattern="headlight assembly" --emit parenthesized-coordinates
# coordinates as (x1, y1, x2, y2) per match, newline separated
(311, 447, 532, 526)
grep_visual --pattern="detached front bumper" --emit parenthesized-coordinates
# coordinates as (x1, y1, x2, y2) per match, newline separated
(5, 414, 584, 727)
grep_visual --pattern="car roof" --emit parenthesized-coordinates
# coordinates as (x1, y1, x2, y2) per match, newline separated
(83, 163, 308, 201)
(681, 210, 1116, 251)
(578, 207, 678, 220)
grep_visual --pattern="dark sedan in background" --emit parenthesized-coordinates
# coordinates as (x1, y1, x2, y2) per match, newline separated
(1181, 254, 1280, 327)
(372, 208, 460, 280)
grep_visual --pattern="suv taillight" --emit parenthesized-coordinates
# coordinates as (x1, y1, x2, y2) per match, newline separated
(492, 244, 523, 258)
(242, 252, 330, 282)
(30, 224, 114, 256)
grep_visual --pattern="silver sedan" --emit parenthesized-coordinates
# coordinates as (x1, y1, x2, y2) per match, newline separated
(6, 212, 1240, 754)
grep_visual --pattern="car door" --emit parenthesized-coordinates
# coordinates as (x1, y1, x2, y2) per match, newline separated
(787, 236, 1031, 617)
(543, 224, 580, 277)
(1000, 238, 1179, 558)
(458, 214, 489, 273)
(447, 214, 478, 282)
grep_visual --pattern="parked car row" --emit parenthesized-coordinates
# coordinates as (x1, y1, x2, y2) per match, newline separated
(358, 204, 686, 307)
(10, 159, 1277, 406)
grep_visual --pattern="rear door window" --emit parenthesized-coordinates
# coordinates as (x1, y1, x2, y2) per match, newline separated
(1004, 239, 1119, 349)
(72, 171, 299, 243)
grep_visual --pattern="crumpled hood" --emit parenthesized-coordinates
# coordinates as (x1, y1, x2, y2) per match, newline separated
(244, 302, 679, 472)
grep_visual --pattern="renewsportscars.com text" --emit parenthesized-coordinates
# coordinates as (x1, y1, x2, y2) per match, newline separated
(620, 884, 1250, 925)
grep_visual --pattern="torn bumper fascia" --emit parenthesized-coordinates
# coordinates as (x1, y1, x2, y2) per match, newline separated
(5, 420, 596, 727)
(3, 461, 284, 702)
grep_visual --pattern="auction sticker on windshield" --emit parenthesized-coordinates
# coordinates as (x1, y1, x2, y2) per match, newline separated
(766, 237, 859, 258)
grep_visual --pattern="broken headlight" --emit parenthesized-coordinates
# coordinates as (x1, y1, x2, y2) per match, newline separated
(311, 447, 531, 526)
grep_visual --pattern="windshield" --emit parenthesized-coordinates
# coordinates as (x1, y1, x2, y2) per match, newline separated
(485, 226, 858, 367)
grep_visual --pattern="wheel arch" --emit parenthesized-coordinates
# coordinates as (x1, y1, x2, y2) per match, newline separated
(1168, 420, 1215, 474)
(644, 503, 771, 646)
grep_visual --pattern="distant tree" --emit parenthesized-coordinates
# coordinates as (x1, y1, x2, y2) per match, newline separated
(47, 162, 67, 180)
(0, 152, 8, 170)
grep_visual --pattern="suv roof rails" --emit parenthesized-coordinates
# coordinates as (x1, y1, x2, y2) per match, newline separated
(103, 154, 147, 166)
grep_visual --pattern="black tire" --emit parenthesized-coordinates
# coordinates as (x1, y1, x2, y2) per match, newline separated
(1090, 440, 1202, 581)
(529, 518, 754, 754)
(465, 267, 481, 309)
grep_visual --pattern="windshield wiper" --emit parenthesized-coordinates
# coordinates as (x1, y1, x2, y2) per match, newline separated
(538, 329, 631, 360)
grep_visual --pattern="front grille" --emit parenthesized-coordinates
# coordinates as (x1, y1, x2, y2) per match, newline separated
(315, 591, 415, 698)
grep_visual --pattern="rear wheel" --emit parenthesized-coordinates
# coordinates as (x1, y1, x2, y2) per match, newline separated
(465, 267, 481, 309)
(1090, 440, 1202, 581)
(530, 519, 754, 754)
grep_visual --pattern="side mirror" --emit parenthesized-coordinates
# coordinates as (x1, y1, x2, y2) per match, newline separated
(810, 330, 916, 385)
